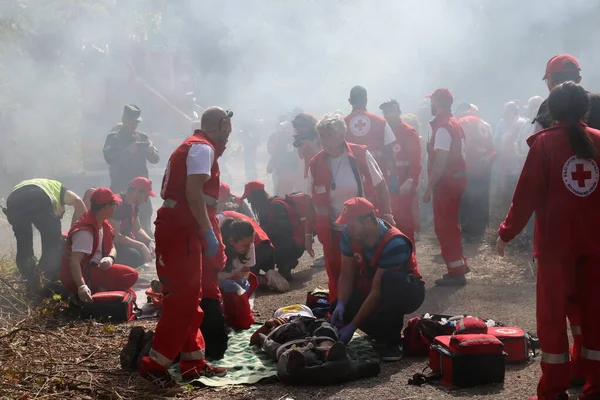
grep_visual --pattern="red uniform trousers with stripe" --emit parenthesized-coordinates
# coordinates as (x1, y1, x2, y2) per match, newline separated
(391, 192, 416, 244)
(432, 178, 466, 275)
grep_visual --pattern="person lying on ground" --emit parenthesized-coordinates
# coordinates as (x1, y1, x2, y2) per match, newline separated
(217, 182, 256, 219)
(109, 177, 156, 268)
(331, 197, 425, 361)
(60, 188, 138, 303)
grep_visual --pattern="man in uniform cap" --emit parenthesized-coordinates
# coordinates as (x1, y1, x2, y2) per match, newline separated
(103, 104, 160, 238)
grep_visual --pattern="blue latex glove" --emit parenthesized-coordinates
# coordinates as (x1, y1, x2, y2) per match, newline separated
(331, 300, 346, 328)
(203, 229, 219, 257)
(338, 323, 356, 344)
(236, 278, 251, 292)
(387, 175, 399, 194)
(219, 279, 240, 293)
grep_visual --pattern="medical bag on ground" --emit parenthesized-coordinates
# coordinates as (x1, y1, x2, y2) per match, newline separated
(488, 326, 532, 363)
(80, 289, 137, 322)
(429, 334, 506, 388)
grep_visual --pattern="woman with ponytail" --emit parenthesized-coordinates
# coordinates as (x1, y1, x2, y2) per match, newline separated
(496, 81, 600, 400)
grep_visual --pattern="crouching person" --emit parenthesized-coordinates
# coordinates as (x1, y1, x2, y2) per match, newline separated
(60, 188, 139, 302)
(331, 197, 425, 361)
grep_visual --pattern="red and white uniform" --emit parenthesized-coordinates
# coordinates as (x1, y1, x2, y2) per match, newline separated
(141, 130, 226, 376)
(427, 112, 467, 275)
(459, 115, 496, 177)
(345, 109, 396, 172)
(498, 123, 600, 400)
(389, 121, 422, 243)
(308, 142, 383, 301)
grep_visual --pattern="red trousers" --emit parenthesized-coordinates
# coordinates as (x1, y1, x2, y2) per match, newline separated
(63, 263, 138, 294)
(391, 192, 416, 244)
(221, 273, 258, 330)
(413, 196, 421, 234)
(140, 217, 206, 375)
(536, 253, 600, 400)
(432, 180, 466, 275)
(320, 230, 342, 302)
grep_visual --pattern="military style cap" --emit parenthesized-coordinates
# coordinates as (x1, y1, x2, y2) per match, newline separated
(122, 104, 143, 122)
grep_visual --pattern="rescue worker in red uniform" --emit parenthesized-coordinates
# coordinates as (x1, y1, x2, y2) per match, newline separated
(423, 89, 468, 286)
(344, 86, 397, 177)
(379, 99, 422, 243)
(60, 188, 138, 300)
(456, 103, 496, 241)
(305, 113, 394, 302)
(331, 198, 424, 361)
(139, 107, 232, 388)
(497, 82, 600, 400)
(217, 182, 255, 219)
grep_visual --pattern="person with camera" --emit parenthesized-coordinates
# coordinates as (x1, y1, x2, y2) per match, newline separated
(103, 104, 160, 238)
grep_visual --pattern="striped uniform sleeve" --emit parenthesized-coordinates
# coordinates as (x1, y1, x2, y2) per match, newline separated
(377, 236, 413, 269)
(340, 227, 353, 257)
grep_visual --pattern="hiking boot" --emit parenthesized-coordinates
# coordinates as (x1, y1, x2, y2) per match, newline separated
(435, 274, 467, 287)
(120, 326, 146, 370)
(326, 342, 348, 362)
(265, 270, 290, 292)
(285, 350, 307, 374)
(311, 256, 326, 268)
(136, 331, 155, 371)
(181, 363, 228, 379)
(377, 344, 403, 362)
(140, 369, 182, 392)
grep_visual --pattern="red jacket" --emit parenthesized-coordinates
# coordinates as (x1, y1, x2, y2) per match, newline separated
(459, 115, 496, 177)
(309, 142, 379, 244)
(221, 210, 271, 249)
(345, 110, 388, 168)
(158, 130, 224, 234)
(499, 123, 600, 257)
(350, 224, 421, 297)
(299, 141, 321, 178)
(428, 112, 467, 183)
(390, 121, 422, 192)
(60, 210, 115, 293)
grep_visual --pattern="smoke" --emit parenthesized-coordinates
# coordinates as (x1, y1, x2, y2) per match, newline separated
(1, 0, 600, 187)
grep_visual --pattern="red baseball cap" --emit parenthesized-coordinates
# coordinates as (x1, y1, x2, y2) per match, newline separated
(334, 197, 376, 225)
(241, 180, 265, 199)
(426, 88, 454, 106)
(90, 188, 122, 206)
(543, 54, 581, 80)
(219, 182, 231, 199)
(129, 177, 156, 197)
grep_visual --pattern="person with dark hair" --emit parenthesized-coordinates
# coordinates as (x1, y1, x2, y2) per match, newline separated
(423, 89, 468, 286)
(345, 86, 397, 181)
(331, 198, 424, 361)
(60, 188, 138, 302)
(242, 180, 306, 281)
(292, 113, 322, 180)
(497, 81, 600, 400)
(3, 179, 87, 291)
(103, 105, 160, 238)
(379, 99, 422, 243)
(109, 177, 156, 269)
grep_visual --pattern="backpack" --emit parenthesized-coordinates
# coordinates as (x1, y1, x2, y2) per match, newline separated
(272, 192, 315, 246)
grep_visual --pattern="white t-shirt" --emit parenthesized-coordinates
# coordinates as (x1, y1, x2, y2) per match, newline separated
(72, 229, 103, 264)
(309, 149, 384, 219)
(433, 128, 452, 151)
(384, 123, 396, 146)
(217, 213, 257, 279)
(187, 144, 214, 175)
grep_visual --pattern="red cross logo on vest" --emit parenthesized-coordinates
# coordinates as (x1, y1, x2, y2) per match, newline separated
(563, 156, 599, 197)
(349, 115, 371, 137)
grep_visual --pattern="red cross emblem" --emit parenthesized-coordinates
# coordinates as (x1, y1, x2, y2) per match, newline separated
(349, 115, 371, 137)
(354, 119, 367, 132)
(571, 163, 592, 188)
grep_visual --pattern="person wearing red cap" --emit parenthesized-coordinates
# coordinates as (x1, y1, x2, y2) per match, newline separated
(330, 198, 424, 361)
(217, 182, 255, 219)
(139, 107, 231, 388)
(379, 99, 422, 243)
(344, 86, 397, 179)
(60, 188, 138, 302)
(497, 82, 600, 400)
(306, 113, 394, 302)
(241, 180, 306, 281)
(108, 177, 157, 269)
(423, 88, 468, 286)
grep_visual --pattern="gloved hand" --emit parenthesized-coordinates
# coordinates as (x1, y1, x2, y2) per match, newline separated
(236, 278, 251, 292)
(331, 300, 346, 328)
(338, 323, 356, 344)
(387, 175, 399, 194)
(98, 257, 114, 271)
(219, 279, 241, 293)
(203, 229, 219, 257)
(77, 284, 93, 303)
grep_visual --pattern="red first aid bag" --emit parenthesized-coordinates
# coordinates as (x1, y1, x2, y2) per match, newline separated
(81, 289, 137, 322)
(488, 326, 531, 363)
(222, 273, 259, 330)
(429, 334, 506, 387)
